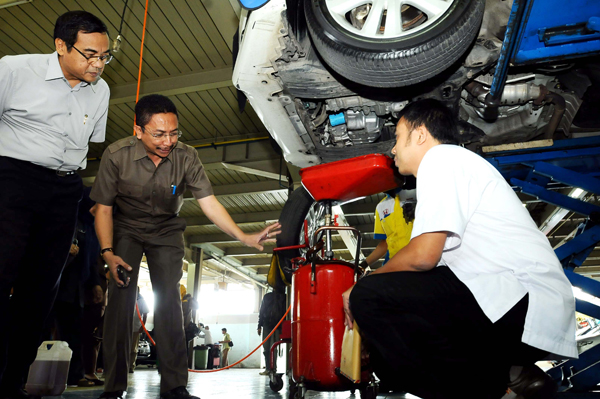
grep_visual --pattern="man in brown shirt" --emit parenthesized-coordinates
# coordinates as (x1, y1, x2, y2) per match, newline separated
(90, 94, 280, 399)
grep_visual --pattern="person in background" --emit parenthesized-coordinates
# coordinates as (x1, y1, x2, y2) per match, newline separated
(53, 187, 105, 387)
(0, 11, 111, 398)
(129, 288, 149, 373)
(257, 291, 286, 375)
(219, 328, 232, 367)
(81, 255, 107, 385)
(361, 185, 416, 269)
(181, 286, 199, 343)
(201, 326, 215, 370)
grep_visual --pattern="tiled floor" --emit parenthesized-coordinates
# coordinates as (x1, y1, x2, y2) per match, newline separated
(49, 367, 414, 399)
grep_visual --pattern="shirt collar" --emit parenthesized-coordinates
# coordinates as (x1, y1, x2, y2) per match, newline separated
(45, 51, 96, 91)
(166, 141, 186, 163)
(133, 138, 148, 161)
(45, 52, 64, 81)
(133, 139, 184, 163)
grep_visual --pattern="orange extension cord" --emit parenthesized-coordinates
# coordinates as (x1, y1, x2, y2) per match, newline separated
(132, 0, 149, 133)
(137, 303, 292, 373)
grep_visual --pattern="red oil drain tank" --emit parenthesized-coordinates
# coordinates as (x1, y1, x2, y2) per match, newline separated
(291, 260, 355, 391)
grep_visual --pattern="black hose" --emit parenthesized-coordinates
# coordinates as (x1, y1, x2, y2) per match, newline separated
(118, 0, 129, 36)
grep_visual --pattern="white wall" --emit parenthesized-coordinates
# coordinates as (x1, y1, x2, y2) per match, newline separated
(198, 313, 262, 368)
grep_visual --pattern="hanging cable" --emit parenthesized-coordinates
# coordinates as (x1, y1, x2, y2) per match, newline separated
(118, 0, 129, 38)
(111, 0, 129, 53)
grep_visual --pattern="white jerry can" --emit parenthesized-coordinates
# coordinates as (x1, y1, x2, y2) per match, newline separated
(25, 341, 72, 396)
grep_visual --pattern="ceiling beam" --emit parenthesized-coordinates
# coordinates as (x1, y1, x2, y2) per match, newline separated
(188, 223, 376, 243)
(182, 203, 380, 237)
(203, 159, 287, 177)
(109, 67, 234, 105)
(185, 210, 282, 227)
(189, 232, 252, 244)
(198, 243, 267, 288)
(223, 239, 378, 256)
(340, 202, 381, 216)
(188, 228, 373, 245)
(202, 0, 238, 51)
(220, 163, 284, 180)
(224, 246, 277, 256)
(333, 204, 363, 260)
(184, 200, 378, 230)
(539, 189, 586, 235)
(227, 0, 242, 18)
(242, 258, 272, 266)
(183, 181, 287, 202)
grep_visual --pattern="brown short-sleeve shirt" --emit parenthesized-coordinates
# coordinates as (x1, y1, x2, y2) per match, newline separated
(90, 137, 213, 227)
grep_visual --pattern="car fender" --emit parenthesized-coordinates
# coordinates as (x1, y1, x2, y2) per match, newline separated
(233, 0, 320, 167)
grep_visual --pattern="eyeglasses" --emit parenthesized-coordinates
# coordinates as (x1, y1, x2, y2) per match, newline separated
(71, 45, 113, 65)
(141, 127, 183, 140)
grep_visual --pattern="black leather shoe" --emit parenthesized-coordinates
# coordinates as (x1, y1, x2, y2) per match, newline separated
(159, 386, 199, 399)
(98, 391, 124, 399)
(508, 365, 557, 399)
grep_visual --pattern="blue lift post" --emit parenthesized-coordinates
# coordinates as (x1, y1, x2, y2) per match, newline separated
(480, 0, 600, 392)
(485, 136, 600, 393)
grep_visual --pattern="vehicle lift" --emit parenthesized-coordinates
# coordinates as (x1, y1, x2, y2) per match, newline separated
(483, 0, 600, 394)
(484, 137, 600, 396)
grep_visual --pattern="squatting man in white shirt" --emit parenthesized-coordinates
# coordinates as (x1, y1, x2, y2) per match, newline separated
(342, 99, 576, 399)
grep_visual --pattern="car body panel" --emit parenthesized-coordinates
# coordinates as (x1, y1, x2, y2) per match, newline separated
(233, 0, 320, 167)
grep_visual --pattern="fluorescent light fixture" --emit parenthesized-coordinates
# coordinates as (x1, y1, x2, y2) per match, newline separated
(572, 286, 600, 308)
(540, 188, 587, 234)
(0, 0, 32, 9)
(570, 188, 584, 198)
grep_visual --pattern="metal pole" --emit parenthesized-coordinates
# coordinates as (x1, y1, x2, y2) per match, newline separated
(192, 248, 204, 324)
(324, 201, 333, 259)
(189, 247, 204, 369)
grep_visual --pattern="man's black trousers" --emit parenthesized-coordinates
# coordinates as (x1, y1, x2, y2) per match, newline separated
(102, 218, 189, 394)
(54, 300, 85, 385)
(0, 156, 83, 392)
(350, 266, 547, 399)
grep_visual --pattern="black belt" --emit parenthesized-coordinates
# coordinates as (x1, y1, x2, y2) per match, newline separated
(55, 170, 76, 177)
(0, 156, 79, 179)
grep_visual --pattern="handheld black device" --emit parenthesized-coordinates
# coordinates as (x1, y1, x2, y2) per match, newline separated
(117, 265, 130, 288)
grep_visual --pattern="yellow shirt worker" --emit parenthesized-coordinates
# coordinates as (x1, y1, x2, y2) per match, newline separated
(364, 189, 416, 266)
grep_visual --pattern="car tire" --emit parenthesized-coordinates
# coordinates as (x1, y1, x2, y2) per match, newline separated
(276, 186, 317, 282)
(304, 0, 485, 88)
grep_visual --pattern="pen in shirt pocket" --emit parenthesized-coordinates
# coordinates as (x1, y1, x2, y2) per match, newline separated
(171, 184, 176, 195)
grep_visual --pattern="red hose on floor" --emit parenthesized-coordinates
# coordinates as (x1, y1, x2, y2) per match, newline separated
(136, 303, 291, 373)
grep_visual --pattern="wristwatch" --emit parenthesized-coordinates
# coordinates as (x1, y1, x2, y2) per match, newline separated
(100, 247, 114, 257)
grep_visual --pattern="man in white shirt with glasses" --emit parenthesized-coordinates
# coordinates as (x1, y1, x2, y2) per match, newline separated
(0, 11, 111, 399)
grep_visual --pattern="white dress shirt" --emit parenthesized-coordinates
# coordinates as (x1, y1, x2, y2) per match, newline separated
(0, 52, 109, 171)
(203, 329, 213, 345)
(411, 145, 577, 359)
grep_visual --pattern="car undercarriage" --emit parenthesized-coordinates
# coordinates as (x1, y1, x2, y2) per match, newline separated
(233, 0, 600, 167)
